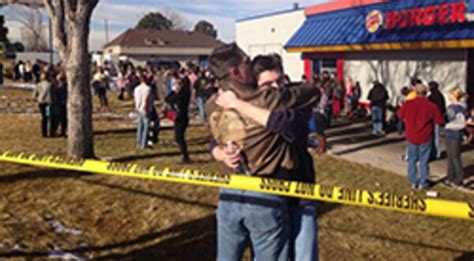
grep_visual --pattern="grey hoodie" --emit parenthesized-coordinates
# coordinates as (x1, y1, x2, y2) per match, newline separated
(33, 80, 53, 104)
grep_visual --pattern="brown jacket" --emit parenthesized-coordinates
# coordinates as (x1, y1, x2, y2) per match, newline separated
(206, 80, 320, 178)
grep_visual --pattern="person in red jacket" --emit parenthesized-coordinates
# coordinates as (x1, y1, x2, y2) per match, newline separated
(397, 84, 444, 189)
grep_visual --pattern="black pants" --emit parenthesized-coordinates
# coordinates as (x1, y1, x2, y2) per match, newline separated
(149, 109, 160, 143)
(97, 88, 108, 107)
(446, 138, 464, 185)
(39, 103, 48, 137)
(313, 112, 327, 137)
(58, 104, 67, 136)
(117, 88, 124, 100)
(174, 120, 189, 161)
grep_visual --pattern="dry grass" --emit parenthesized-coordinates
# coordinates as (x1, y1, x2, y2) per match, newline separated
(0, 88, 473, 260)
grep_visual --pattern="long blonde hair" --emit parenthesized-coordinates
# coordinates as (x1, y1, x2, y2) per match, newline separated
(449, 87, 468, 102)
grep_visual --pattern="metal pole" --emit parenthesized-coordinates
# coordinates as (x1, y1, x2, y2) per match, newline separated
(48, 16, 52, 64)
(105, 18, 109, 45)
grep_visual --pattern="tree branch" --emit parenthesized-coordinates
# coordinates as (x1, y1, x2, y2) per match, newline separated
(43, 0, 67, 59)
(77, 0, 98, 24)
(63, 0, 77, 24)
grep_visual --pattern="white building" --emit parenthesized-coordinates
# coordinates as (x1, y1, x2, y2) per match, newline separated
(236, 7, 306, 82)
(285, 0, 474, 105)
(103, 29, 223, 67)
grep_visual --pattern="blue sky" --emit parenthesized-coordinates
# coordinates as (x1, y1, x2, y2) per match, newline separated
(4, 0, 329, 50)
(89, 0, 328, 50)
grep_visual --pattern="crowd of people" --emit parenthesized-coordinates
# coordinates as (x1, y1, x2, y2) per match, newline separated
(308, 69, 474, 190)
(397, 82, 472, 189)
(23, 51, 473, 191)
(360, 76, 473, 189)
(11, 60, 44, 83)
(109, 61, 218, 163)
(22, 57, 220, 163)
(13, 41, 472, 260)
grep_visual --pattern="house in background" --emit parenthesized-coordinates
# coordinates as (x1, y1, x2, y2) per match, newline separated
(103, 29, 224, 67)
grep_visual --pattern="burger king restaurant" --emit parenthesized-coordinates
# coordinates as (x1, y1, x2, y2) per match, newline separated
(286, 0, 474, 105)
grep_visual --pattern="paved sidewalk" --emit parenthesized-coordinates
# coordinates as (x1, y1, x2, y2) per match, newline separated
(325, 118, 474, 191)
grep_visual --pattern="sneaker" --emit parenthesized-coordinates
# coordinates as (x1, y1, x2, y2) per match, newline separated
(418, 184, 430, 190)
(400, 154, 408, 162)
(410, 184, 418, 190)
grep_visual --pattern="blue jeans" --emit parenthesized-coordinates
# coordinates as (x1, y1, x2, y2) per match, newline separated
(308, 113, 317, 133)
(217, 188, 290, 261)
(432, 124, 442, 159)
(407, 141, 432, 188)
(136, 113, 150, 149)
(371, 106, 384, 134)
(396, 118, 404, 134)
(290, 200, 319, 261)
(197, 96, 207, 121)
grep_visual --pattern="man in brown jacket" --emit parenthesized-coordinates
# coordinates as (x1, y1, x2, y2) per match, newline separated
(207, 43, 319, 261)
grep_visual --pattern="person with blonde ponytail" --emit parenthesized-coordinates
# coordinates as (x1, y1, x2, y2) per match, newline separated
(444, 87, 468, 188)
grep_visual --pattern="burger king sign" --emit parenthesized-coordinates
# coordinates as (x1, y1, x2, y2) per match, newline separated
(366, 10, 384, 33)
(365, 2, 467, 33)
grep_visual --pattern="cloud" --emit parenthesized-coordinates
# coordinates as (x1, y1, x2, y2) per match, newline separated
(4, 20, 23, 41)
(89, 29, 122, 51)
(90, 0, 330, 46)
(3, 0, 330, 50)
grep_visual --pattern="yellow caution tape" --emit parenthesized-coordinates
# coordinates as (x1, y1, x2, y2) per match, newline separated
(0, 151, 473, 221)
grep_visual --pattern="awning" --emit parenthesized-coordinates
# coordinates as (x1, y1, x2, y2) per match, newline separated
(286, 0, 474, 53)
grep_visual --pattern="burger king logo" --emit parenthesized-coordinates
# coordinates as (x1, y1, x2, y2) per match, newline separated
(366, 10, 384, 33)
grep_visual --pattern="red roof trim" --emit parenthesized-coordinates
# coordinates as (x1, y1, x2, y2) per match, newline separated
(305, 0, 386, 16)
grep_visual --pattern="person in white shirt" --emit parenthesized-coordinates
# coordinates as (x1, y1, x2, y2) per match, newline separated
(134, 72, 153, 149)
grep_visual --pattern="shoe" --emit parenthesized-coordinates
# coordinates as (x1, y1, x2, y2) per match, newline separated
(400, 154, 408, 162)
(308, 139, 318, 148)
(378, 130, 386, 136)
(418, 184, 430, 190)
(410, 184, 418, 190)
(180, 158, 191, 164)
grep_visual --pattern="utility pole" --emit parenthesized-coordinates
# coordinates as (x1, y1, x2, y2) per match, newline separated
(48, 16, 52, 64)
(104, 18, 109, 45)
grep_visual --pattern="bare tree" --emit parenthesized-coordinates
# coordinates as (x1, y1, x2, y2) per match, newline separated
(43, 0, 98, 158)
(162, 8, 190, 30)
(0, 0, 43, 7)
(10, 4, 48, 51)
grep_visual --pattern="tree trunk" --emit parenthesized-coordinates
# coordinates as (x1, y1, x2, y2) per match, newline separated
(43, 0, 98, 159)
(65, 17, 94, 158)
